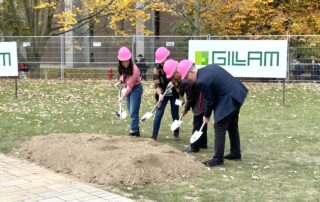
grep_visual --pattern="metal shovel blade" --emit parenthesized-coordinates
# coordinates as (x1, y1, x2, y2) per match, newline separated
(120, 111, 127, 120)
(140, 112, 153, 122)
(190, 131, 203, 144)
(175, 99, 182, 106)
(170, 120, 182, 131)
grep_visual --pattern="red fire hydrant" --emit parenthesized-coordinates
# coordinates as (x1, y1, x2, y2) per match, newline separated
(107, 68, 113, 80)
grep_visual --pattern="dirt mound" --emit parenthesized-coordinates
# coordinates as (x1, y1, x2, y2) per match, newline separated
(11, 133, 206, 187)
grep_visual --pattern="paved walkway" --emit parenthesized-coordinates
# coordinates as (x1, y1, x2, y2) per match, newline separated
(0, 154, 135, 202)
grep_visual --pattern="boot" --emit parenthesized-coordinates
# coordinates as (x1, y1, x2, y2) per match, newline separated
(134, 127, 140, 137)
(130, 127, 140, 137)
(173, 132, 180, 141)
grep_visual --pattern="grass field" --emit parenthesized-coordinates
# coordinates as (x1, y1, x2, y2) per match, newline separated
(0, 79, 319, 201)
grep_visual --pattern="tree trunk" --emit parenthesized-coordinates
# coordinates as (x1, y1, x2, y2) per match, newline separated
(193, 0, 201, 35)
(27, 37, 49, 79)
(30, 63, 41, 79)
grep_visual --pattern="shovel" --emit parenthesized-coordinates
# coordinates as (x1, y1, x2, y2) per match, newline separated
(190, 122, 206, 144)
(140, 99, 160, 122)
(116, 87, 127, 120)
(140, 83, 173, 122)
(175, 99, 183, 106)
(170, 114, 183, 131)
(116, 102, 127, 120)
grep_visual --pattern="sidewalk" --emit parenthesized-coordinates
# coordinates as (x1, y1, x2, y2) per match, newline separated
(0, 154, 135, 202)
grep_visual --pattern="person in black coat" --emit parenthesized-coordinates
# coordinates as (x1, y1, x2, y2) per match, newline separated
(311, 59, 319, 81)
(135, 54, 149, 81)
(177, 63, 248, 167)
(294, 58, 304, 80)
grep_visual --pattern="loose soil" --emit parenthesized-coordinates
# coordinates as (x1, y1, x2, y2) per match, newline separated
(10, 133, 207, 188)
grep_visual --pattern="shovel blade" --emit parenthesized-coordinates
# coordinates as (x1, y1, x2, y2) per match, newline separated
(190, 131, 203, 144)
(140, 112, 153, 122)
(170, 120, 182, 131)
(120, 111, 127, 119)
(175, 99, 182, 106)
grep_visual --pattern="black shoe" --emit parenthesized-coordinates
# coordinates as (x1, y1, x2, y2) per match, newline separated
(224, 153, 242, 160)
(199, 144, 208, 149)
(130, 128, 140, 137)
(132, 131, 140, 137)
(173, 132, 180, 141)
(150, 135, 157, 141)
(133, 128, 140, 137)
(202, 159, 224, 167)
(184, 147, 199, 153)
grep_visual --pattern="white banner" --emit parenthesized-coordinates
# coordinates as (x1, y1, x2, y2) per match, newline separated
(0, 42, 18, 77)
(189, 40, 288, 78)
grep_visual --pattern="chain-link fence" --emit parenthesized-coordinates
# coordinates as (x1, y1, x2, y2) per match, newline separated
(1, 35, 320, 81)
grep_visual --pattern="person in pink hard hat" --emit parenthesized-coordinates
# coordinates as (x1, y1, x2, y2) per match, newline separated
(151, 47, 180, 141)
(164, 59, 207, 153)
(116, 47, 143, 137)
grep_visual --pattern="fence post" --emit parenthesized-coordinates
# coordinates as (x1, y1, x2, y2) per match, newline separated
(132, 34, 136, 60)
(286, 34, 290, 81)
(44, 68, 48, 80)
(60, 35, 64, 80)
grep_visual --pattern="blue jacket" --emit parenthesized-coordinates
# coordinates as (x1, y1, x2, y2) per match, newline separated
(196, 64, 248, 123)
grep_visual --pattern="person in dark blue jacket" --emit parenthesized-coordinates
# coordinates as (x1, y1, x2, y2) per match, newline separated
(311, 59, 319, 81)
(177, 62, 248, 167)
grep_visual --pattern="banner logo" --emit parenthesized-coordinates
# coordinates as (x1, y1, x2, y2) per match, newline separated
(195, 51, 279, 67)
(0, 52, 11, 66)
(195, 51, 209, 65)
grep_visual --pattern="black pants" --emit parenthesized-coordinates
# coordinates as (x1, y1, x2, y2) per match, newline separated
(213, 107, 241, 162)
(191, 113, 207, 149)
(141, 69, 147, 81)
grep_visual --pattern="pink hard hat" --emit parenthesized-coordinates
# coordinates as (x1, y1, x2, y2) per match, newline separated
(163, 59, 178, 79)
(155, 47, 170, 63)
(118, 47, 132, 61)
(177, 59, 194, 79)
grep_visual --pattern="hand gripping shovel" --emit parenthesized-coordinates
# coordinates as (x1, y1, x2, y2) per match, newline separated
(190, 122, 206, 144)
(170, 114, 183, 131)
(116, 88, 127, 120)
(140, 83, 173, 122)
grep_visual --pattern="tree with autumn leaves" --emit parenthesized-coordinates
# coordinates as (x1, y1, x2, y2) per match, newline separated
(1, 0, 319, 38)
(170, 0, 320, 35)
(1, 0, 320, 77)
(171, 0, 320, 62)
(0, 0, 173, 77)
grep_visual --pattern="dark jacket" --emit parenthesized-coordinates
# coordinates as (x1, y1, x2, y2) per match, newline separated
(196, 64, 248, 123)
(153, 64, 178, 101)
(311, 62, 320, 80)
(295, 62, 304, 75)
(136, 58, 149, 73)
(180, 80, 205, 116)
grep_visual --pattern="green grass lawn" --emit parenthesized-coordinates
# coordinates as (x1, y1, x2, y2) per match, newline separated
(0, 79, 319, 201)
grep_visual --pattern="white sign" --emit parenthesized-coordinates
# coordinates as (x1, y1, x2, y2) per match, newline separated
(166, 42, 175, 47)
(93, 42, 101, 47)
(189, 40, 288, 78)
(0, 42, 18, 77)
(23, 42, 30, 47)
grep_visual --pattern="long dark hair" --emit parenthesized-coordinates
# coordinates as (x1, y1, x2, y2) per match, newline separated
(118, 59, 134, 76)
